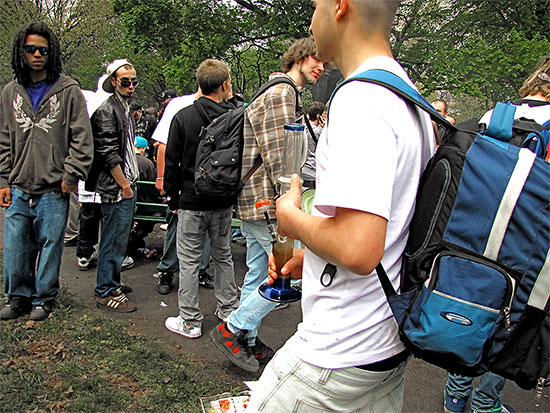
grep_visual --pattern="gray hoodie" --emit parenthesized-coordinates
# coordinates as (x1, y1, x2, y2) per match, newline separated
(0, 74, 93, 194)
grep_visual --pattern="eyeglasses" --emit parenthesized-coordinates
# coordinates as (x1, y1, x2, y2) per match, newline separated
(23, 44, 49, 56)
(117, 77, 140, 88)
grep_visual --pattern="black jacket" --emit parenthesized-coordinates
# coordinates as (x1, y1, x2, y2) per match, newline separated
(165, 96, 235, 211)
(86, 94, 135, 199)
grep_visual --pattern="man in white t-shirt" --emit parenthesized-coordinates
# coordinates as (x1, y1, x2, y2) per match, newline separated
(247, 1, 435, 411)
(149, 91, 208, 294)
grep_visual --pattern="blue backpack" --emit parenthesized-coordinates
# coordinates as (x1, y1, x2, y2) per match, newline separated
(329, 70, 550, 394)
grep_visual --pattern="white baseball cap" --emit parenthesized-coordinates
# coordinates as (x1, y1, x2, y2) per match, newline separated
(102, 59, 134, 93)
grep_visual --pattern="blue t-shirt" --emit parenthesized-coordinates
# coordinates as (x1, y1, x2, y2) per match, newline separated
(26, 79, 55, 113)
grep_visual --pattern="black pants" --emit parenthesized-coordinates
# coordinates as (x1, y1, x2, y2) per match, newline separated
(76, 202, 102, 259)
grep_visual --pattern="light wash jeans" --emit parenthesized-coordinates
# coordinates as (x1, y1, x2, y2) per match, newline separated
(176, 207, 239, 326)
(247, 339, 407, 412)
(227, 219, 277, 344)
(4, 188, 69, 306)
(96, 192, 136, 297)
(446, 372, 506, 412)
(157, 208, 179, 273)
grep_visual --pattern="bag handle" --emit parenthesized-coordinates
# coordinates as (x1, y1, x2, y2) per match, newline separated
(484, 101, 517, 142)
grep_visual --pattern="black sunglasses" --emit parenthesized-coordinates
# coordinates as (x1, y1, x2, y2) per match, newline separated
(117, 77, 140, 88)
(23, 44, 49, 56)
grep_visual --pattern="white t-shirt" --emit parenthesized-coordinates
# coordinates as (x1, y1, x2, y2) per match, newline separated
(479, 99, 550, 127)
(151, 94, 196, 144)
(288, 56, 436, 369)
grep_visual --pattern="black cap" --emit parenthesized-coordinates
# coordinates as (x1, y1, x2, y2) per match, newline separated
(161, 89, 177, 99)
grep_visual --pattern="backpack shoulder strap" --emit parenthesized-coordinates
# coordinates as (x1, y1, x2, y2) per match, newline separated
(239, 77, 302, 188)
(249, 77, 301, 112)
(330, 69, 455, 130)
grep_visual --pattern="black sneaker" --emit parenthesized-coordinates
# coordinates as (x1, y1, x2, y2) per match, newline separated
(120, 281, 133, 294)
(0, 297, 30, 320)
(198, 270, 214, 289)
(157, 272, 174, 295)
(29, 302, 53, 321)
(250, 337, 275, 364)
(210, 323, 259, 372)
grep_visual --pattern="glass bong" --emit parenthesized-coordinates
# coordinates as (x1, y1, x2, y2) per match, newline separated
(258, 123, 308, 303)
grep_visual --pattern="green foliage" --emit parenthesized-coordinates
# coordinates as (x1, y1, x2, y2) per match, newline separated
(393, 0, 550, 120)
(0, 0, 548, 118)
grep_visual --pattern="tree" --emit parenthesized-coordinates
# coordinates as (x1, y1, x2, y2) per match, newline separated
(394, 0, 550, 119)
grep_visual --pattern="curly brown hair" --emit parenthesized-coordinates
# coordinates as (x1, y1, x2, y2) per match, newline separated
(519, 55, 550, 99)
(281, 38, 317, 73)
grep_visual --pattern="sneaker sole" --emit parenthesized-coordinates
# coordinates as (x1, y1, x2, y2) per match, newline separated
(96, 302, 137, 313)
(29, 313, 50, 321)
(157, 286, 173, 295)
(164, 319, 201, 339)
(209, 328, 259, 372)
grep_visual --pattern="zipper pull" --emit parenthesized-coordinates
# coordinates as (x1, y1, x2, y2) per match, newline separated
(502, 307, 512, 330)
(503, 307, 511, 330)
(535, 377, 545, 407)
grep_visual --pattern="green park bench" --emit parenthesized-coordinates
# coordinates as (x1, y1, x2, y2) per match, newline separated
(134, 181, 167, 223)
(134, 181, 242, 229)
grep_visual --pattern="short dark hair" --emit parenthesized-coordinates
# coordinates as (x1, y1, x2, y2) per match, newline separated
(11, 22, 62, 87)
(281, 38, 317, 73)
(307, 101, 327, 120)
(196, 59, 230, 95)
(431, 99, 448, 113)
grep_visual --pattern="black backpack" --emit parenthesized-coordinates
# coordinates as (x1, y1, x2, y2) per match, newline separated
(193, 77, 300, 198)
(326, 69, 550, 393)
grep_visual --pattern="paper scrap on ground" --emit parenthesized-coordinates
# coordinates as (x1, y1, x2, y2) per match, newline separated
(200, 391, 251, 413)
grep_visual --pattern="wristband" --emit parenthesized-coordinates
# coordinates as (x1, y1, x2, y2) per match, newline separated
(156, 178, 164, 180)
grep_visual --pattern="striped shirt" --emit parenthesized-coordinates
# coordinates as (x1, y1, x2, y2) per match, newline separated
(237, 73, 303, 221)
(107, 94, 139, 203)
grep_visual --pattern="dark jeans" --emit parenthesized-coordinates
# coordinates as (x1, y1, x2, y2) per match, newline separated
(96, 193, 136, 297)
(76, 202, 102, 259)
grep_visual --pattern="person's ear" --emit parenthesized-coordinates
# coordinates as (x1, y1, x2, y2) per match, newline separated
(336, 0, 348, 21)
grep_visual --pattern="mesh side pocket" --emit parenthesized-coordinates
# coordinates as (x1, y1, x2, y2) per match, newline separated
(406, 289, 501, 366)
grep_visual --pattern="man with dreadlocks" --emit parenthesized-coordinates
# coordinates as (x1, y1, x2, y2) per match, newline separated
(0, 22, 93, 321)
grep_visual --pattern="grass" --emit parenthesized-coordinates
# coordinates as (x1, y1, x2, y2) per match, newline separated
(0, 279, 240, 412)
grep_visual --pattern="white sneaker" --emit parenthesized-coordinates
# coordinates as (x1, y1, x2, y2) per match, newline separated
(121, 256, 134, 271)
(165, 315, 201, 338)
(159, 223, 168, 231)
(78, 251, 97, 271)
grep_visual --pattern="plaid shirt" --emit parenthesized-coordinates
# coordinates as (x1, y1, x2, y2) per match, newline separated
(237, 73, 303, 221)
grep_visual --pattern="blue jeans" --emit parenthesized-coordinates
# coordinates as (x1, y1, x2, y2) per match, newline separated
(157, 208, 179, 273)
(446, 372, 506, 412)
(3, 188, 69, 306)
(176, 207, 239, 325)
(200, 232, 211, 271)
(96, 193, 136, 297)
(227, 219, 277, 344)
(248, 338, 406, 412)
